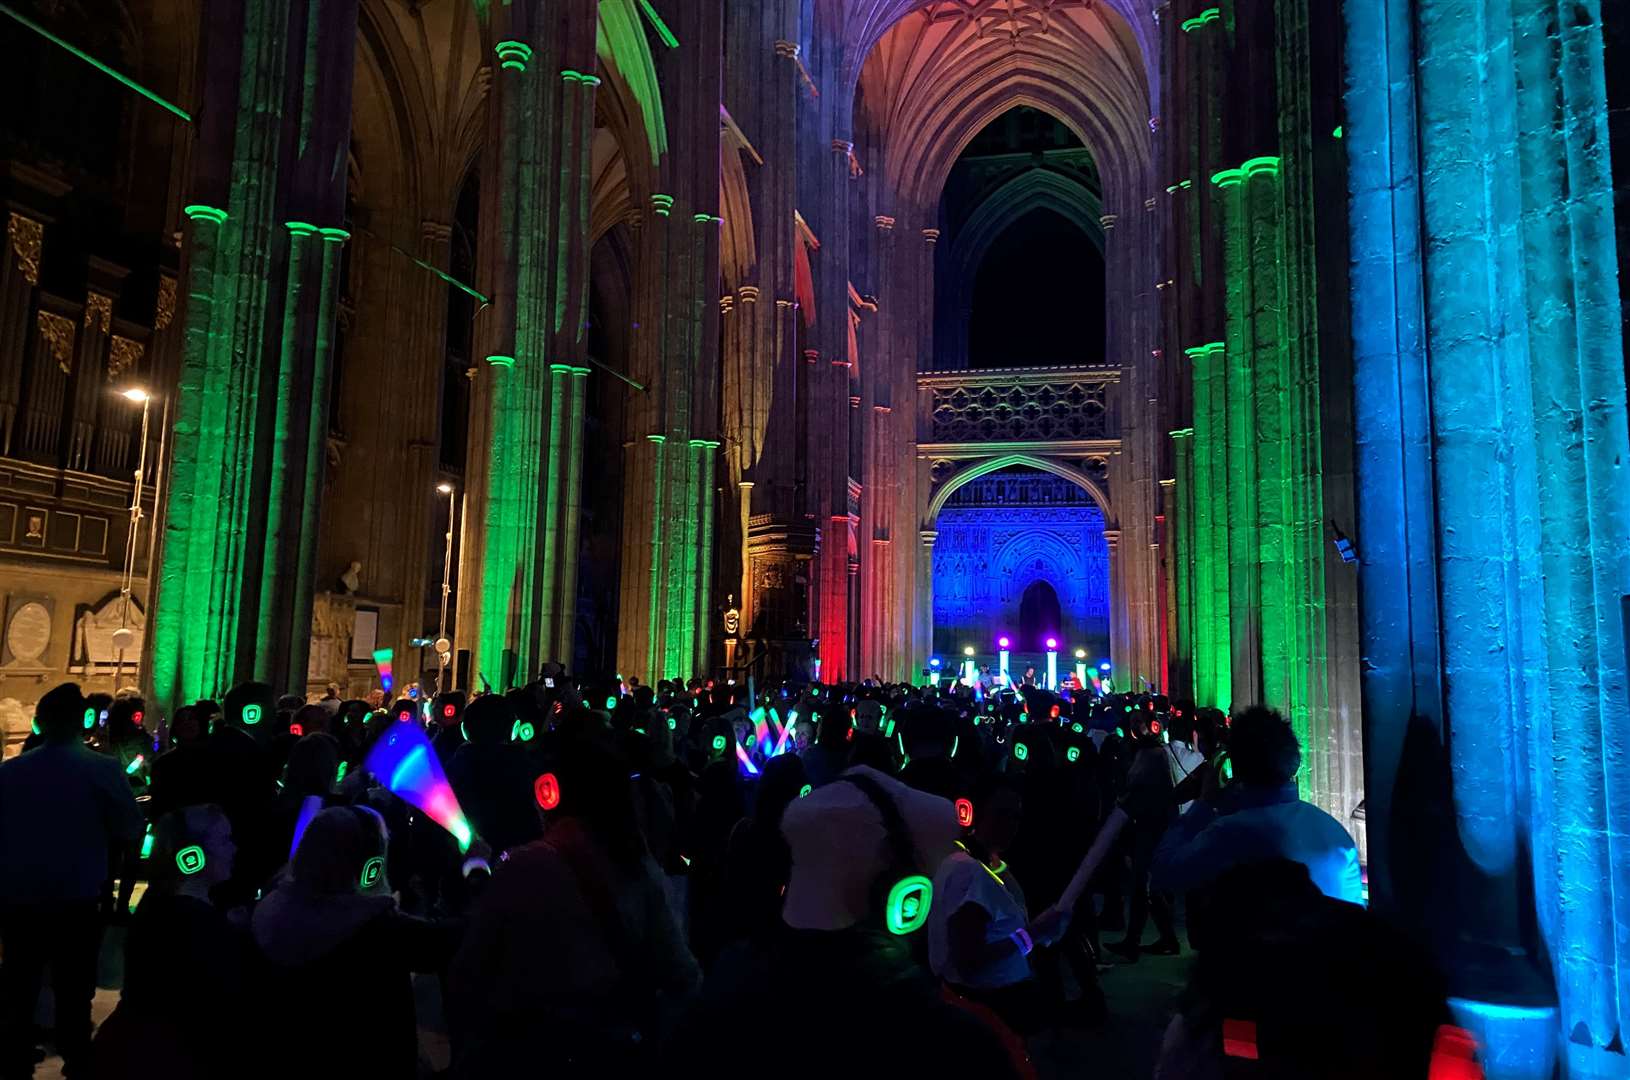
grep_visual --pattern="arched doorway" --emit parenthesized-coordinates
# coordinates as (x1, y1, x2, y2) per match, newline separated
(929, 464, 1111, 663)
(1017, 580, 1062, 651)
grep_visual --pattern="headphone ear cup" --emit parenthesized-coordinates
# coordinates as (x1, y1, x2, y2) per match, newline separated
(884, 874, 934, 935)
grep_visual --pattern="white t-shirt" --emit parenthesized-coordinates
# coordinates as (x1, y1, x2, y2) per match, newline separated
(928, 850, 1032, 989)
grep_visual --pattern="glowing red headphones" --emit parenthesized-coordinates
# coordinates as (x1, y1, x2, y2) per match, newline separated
(955, 798, 975, 828)
(534, 772, 561, 811)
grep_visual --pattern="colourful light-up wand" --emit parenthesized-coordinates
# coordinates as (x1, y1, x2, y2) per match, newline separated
(364, 720, 473, 851)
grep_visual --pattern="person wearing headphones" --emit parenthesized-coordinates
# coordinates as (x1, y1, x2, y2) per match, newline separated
(930, 775, 1070, 1033)
(251, 805, 465, 1078)
(92, 804, 246, 1079)
(667, 765, 1022, 1078)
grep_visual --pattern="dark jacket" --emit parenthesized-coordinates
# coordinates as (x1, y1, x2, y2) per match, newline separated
(251, 883, 458, 1078)
(93, 893, 250, 1079)
(668, 925, 1023, 1079)
(0, 741, 143, 904)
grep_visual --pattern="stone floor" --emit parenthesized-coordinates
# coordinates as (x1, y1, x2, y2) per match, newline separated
(36, 931, 1191, 1079)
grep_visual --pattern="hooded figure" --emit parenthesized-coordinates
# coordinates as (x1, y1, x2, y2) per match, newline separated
(251, 807, 458, 1078)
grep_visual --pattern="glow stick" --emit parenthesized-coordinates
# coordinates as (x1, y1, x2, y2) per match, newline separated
(1052, 807, 1128, 912)
(289, 794, 324, 859)
(125, 754, 144, 775)
(772, 709, 798, 757)
(373, 648, 394, 692)
(735, 742, 760, 776)
(364, 721, 473, 851)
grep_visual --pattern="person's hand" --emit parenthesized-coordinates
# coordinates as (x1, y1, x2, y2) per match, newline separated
(1030, 907, 1071, 948)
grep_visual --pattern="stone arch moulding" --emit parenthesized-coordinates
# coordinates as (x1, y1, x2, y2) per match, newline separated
(926, 452, 1113, 526)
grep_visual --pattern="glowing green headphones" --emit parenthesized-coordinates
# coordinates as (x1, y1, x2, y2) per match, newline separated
(360, 856, 384, 889)
(176, 845, 206, 875)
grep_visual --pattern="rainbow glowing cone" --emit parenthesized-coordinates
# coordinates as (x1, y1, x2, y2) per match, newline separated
(373, 648, 394, 693)
(364, 720, 473, 851)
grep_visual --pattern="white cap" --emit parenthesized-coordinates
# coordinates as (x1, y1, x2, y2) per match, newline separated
(780, 766, 960, 931)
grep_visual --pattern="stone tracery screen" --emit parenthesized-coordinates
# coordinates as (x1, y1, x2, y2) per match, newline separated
(932, 484, 1110, 659)
(928, 376, 1110, 443)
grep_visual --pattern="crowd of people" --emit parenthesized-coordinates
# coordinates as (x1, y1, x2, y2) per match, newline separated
(0, 666, 1475, 1078)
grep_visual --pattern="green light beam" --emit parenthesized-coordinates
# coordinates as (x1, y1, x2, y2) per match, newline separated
(636, 0, 679, 48)
(0, 3, 191, 122)
(354, 226, 489, 304)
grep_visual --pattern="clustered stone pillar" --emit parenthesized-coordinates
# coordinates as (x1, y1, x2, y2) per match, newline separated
(1160, 1, 1362, 826)
(461, 1, 599, 690)
(147, 0, 359, 713)
(615, 2, 724, 682)
(1346, 0, 1630, 1070)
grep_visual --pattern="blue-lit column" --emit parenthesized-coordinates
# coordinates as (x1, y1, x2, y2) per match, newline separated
(1345, 1, 1630, 1073)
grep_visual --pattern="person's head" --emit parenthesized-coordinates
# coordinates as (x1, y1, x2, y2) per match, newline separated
(284, 733, 342, 796)
(290, 806, 387, 896)
(151, 804, 235, 896)
(169, 705, 204, 746)
(545, 735, 646, 867)
(223, 681, 276, 735)
(432, 691, 466, 729)
(291, 703, 330, 738)
(779, 767, 959, 933)
(970, 774, 1024, 854)
(816, 706, 850, 748)
(1230, 707, 1301, 788)
(462, 692, 516, 746)
(33, 682, 89, 744)
(754, 753, 809, 827)
(365, 689, 385, 708)
(108, 696, 147, 742)
(388, 698, 419, 726)
(793, 717, 816, 751)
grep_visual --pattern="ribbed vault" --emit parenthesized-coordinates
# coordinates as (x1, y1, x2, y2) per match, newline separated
(851, 0, 1152, 209)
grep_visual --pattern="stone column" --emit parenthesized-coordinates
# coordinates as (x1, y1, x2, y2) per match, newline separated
(615, 2, 724, 681)
(466, 3, 599, 689)
(148, 0, 360, 713)
(1346, 1, 1630, 1066)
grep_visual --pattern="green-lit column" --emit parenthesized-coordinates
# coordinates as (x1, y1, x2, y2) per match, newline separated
(554, 366, 591, 655)
(1185, 342, 1230, 711)
(1244, 159, 1292, 722)
(539, 361, 570, 657)
(692, 438, 721, 675)
(1169, 429, 1195, 697)
(150, 204, 230, 709)
(1215, 166, 1263, 709)
(475, 38, 536, 690)
(289, 227, 347, 686)
(254, 222, 315, 681)
(645, 434, 669, 678)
